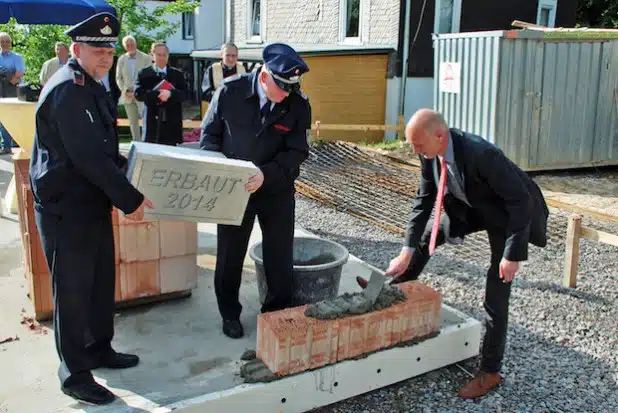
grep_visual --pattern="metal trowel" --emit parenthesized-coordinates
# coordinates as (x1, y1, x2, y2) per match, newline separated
(363, 267, 394, 304)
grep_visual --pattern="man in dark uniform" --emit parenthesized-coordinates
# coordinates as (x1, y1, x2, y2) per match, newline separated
(29, 12, 153, 405)
(200, 43, 311, 339)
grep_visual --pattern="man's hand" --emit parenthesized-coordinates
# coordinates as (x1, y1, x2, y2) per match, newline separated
(158, 89, 171, 102)
(124, 197, 154, 221)
(384, 249, 413, 278)
(245, 169, 264, 193)
(499, 258, 520, 283)
(124, 91, 135, 101)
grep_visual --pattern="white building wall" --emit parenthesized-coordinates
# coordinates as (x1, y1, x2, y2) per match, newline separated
(143, 1, 194, 54)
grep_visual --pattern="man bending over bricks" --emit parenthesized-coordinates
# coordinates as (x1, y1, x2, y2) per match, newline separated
(356, 109, 549, 399)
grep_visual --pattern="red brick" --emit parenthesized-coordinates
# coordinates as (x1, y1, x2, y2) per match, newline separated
(256, 281, 441, 376)
(308, 318, 339, 369)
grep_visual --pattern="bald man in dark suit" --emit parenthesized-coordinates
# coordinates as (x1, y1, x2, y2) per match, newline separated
(357, 109, 549, 399)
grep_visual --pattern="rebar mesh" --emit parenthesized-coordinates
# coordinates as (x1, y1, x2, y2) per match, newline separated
(297, 142, 569, 261)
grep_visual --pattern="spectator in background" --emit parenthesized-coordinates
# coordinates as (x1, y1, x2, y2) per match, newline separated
(99, 53, 121, 107)
(39, 42, 70, 85)
(201, 42, 245, 103)
(134, 42, 186, 146)
(116, 35, 152, 141)
(0, 32, 25, 154)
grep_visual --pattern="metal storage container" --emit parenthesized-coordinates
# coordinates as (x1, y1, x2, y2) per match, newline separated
(433, 29, 618, 171)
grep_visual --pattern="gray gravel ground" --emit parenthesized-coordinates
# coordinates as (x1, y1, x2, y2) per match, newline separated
(295, 195, 618, 413)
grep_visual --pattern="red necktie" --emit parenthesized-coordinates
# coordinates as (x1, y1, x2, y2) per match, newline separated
(429, 157, 447, 256)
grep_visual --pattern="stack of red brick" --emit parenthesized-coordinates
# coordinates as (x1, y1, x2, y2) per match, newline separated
(13, 156, 200, 320)
(112, 210, 198, 301)
(257, 281, 441, 376)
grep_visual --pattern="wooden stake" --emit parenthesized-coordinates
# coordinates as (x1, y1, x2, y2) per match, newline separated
(563, 214, 582, 288)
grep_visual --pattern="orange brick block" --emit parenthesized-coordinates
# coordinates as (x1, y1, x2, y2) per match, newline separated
(113, 224, 120, 264)
(159, 220, 198, 258)
(119, 260, 160, 300)
(159, 254, 198, 293)
(118, 221, 160, 262)
(256, 281, 441, 376)
(111, 208, 119, 226)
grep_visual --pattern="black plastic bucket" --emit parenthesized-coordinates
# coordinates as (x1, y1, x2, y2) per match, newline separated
(249, 236, 349, 306)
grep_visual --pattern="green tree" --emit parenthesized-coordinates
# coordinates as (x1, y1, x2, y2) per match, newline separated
(109, 0, 199, 54)
(0, 21, 71, 83)
(0, 0, 198, 83)
(577, 0, 618, 28)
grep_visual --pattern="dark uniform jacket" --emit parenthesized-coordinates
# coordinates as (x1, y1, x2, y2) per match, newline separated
(134, 65, 186, 145)
(405, 128, 549, 262)
(199, 72, 311, 195)
(29, 58, 144, 217)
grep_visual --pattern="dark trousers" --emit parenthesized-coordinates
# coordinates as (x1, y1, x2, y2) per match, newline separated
(395, 222, 511, 373)
(34, 209, 116, 385)
(215, 191, 295, 320)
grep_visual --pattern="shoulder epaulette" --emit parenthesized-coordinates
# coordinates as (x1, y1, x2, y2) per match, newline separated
(222, 74, 242, 84)
(73, 70, 85, 86)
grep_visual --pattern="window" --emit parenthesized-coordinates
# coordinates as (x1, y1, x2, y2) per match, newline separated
(536, 0, 557, 28)
(339, 0, 363, 43)
(539, 8, 551, 27)
(182, 12, 194, 40)
(248, 0, 262, 43)
(434, 0, 461, 34)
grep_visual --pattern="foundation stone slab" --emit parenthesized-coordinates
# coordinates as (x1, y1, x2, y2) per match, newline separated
(125, 142, 259, 225)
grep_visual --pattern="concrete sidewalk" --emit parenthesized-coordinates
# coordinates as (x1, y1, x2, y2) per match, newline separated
(0, 214, 375, 413)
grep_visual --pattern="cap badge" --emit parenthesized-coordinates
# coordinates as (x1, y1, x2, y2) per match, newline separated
(295, 69, 299, 75)
(100, 25, 112, 35)
(104, 16, 110, 23)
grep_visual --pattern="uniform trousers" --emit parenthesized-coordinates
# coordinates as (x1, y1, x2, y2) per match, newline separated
(214, 190, 295, 320)
(395, 219, 511, 373)
(34, 209, 116, 385)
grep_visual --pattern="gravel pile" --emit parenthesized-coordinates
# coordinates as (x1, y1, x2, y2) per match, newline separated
(295, 196, 618, 413)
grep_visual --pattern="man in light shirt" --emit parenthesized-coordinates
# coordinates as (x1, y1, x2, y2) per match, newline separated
(0, 32, 25, 154)
(116, 35, 152, 141)
(39, 42, 70, 85)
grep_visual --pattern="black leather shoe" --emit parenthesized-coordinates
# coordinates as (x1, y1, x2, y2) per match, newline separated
(62, 381, 116, 405)
(98, 350, 139, 369)
(222, 319, 244, 339)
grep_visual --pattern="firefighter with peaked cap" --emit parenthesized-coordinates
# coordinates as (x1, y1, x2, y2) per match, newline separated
(200, 43, 311, 339)
(29, 12, 154, 405)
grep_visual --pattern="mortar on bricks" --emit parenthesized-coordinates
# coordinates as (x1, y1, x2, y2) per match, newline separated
(249, 237, 349, 306)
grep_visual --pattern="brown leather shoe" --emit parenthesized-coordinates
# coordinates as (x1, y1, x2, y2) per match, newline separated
(458, 371, 502, 399)
(356, 276, 368, 289)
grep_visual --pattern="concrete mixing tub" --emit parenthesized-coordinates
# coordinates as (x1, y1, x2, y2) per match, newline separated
(249, 236, 349, 306)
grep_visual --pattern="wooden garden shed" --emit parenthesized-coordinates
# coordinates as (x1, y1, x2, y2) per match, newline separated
(191, 44, 395, 143)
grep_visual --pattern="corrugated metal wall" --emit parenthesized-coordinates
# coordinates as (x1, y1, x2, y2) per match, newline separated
(433, 30, 618, 171)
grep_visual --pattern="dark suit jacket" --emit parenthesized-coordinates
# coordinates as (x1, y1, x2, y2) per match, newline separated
(108, 56, 121, 106)
(134, 65, 186, 145)
(405, 128, 549, 262)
